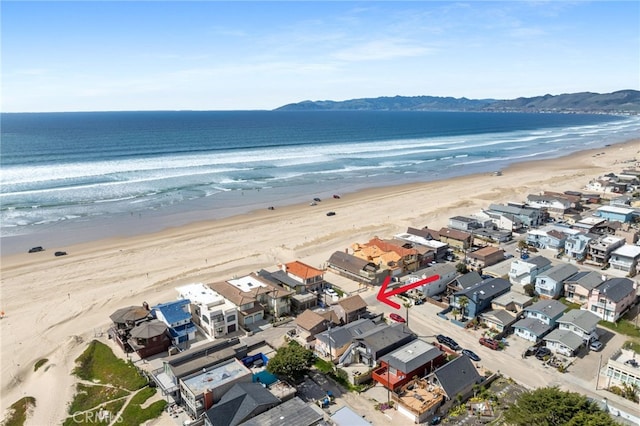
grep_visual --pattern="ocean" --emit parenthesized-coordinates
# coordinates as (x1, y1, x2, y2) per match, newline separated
(2, 110, 639, 255)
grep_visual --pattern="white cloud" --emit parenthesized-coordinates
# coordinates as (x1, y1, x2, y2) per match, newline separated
(332, 39, 433, 62)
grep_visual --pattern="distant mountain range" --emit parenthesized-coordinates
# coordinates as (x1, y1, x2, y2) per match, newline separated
(275, 89, 640, 113)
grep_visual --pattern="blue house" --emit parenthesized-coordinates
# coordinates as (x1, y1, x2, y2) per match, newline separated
(153, 299, 197, 346)
(595, 206, 635, 223)
(452, 277, 511, 318)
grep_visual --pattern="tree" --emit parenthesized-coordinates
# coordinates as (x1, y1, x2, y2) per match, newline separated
(517, 240, 528, 250)
(458, 296, 469, 320)
(456, 262, 468, 274)
(266, 340, 315, 380)
(504, 386, 617, 426)
(523, 284, 536, 297)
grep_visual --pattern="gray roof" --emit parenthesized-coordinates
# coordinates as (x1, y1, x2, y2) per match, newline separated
(595, 278, 636, 303)
(479, 309, 517, 326)
(258, 269, 302, 289)
(206, 382, 280, 426)
(432, 355, 482, 399)
(488, 203, 538, 217)
(492, 291, 533, 308)
(240, 397, 322, 426)
(525, 299, 566, 320)
(513, 317, 552, 338)
(455, 271, 483, 289)
(564, 271, 606, 291)
(527, 255, 552, 269)
(331, 406, 370, 426)
(454, 278, 511, 302)
(543, 329, 584, 351)
(316, 319, 377, 348)
(356, 323, 415, 354)
(539, 264, 579, 282)
(328, 251, 374, 274)
(379, 340, 443, 373)
(557, 309, 600, 333)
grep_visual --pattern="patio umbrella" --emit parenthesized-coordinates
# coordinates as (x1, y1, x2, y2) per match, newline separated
(109, 306, 150, 324)
(130, 320, 167, 339)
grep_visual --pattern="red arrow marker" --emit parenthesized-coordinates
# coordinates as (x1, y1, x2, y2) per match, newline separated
(376, 274, 440, 309)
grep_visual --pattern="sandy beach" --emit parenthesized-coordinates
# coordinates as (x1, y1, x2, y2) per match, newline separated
(1, 139, 639, 424)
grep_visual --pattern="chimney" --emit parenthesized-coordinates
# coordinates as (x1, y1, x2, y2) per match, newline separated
(601, 275, 607, 282)
(203, 389, 214, 410)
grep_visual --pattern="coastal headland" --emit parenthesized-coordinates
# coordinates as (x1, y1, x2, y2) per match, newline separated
(1, 138, 639, 424)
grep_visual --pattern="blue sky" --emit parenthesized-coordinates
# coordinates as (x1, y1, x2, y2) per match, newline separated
(2, 1, 639, 112)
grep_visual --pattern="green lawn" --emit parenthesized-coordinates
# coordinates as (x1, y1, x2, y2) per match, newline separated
(1, 397, 36, 426)
(73, 340, 147, 390)
(598, 319, 640, 338)
(119, 388, 167, 425)
(67, 383, 128, 414)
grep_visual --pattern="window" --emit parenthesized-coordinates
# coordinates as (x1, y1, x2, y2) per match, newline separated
(227, 314, 236, 322)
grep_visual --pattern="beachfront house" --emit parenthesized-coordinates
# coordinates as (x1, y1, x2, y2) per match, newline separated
(272, 260, 326, 294)
(438, 227, 472, 252)
(564, 233, 594, 261)
(177, 283, 239, 338)
(595, 206, 635, 224)
(587, 235, 626, 267)
(448, 216, 484, 232)
(372, 340, 446, 391)
(398, 227, 450, 261)
(526, 193, 572, 216)
(128, 319, 171, 359)
(512, 299, 565, 342)
(474, 209, 522, 233)
(451, 277, 511, 318)
(508, 255, 552, 287)
(563, 271, 607, 306)
(327, 250, 380, 286)
(586, 277, 637, 322)
(108, 304, 152, 353)
(229, 273, 293, 319)
(351, 237, 420, 274)
(534, 263, 579, 299)
(203, 382, 281, 426)
(152, 299, 197, 347)
(466, 246, 506, 271)
(609, 244, 640, 274)
(206, 281, 262, 332)
(487, 203, 543, 230)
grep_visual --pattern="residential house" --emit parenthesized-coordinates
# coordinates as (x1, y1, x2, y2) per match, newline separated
(481, 260, 513, 280)
(402, 227, 450, 260)
(542, 329, 584, 357)
(229, 273, 292, 319)
(586, 176, 627, 194)
(203, 382, 280, 426)
(372, 340, 446, 391)
(178, 283, 239, 338)
(534, 264, 579, 299)
(563, 271, 607, 306)
(471, 227, 513, 244)
(508, 255, 552, 286)
(512, 300, 565, 342)
(127, 319, 171, 359)
(467, 246, 505, 271)
(609, 244, 640, 274)
(392, 378, 446, 424)
(587, 277, 637, 322)
(207, 281, 263, 331)
(334, 294, 367, 324)
(564, 233, 594, 261)
(449, 271, 483, 292)
(595, 206, 635, 223)
(572, 217, 606, 233)
(348, 323, 416, 367)
(152, 299, 197, 347)
(479, 309, 517, 333)
(587, 235, 626, 266)
(592, 220, 624, 237)
(556, 309, 600, 343)
(526, 228, 567, 251)
(351, 237, 420, 274)
(294, 309, 339, 347)
(448, 216, 483, 232)
(404, 263, 458, 299)
(327, 250, 381, 285)
(474, 209, 522, 232)
(491, 291, 533, 313)
(108, 305, 152, 353)
(314, 319, 377, 361)
(438, 227, 472, 252)
(451, 278, 511, 318)
(179, 358, 252, 418)
(426, 356, 483, 403)
(277, 261, 326, 294)
(526, 193, 572, 216)
(605, 349, 640, 389)
(241, 396, 323, 426)
(487, 203, 543, 229)
(152, 338, 250, 402)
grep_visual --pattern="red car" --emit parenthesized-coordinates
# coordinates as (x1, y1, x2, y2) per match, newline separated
(389, 313, 406, 323)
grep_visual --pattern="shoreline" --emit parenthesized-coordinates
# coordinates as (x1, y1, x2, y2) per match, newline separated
(0, 138, 639, 424)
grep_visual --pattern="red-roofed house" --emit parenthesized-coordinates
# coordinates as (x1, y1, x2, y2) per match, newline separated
(280, 260, 326, 294)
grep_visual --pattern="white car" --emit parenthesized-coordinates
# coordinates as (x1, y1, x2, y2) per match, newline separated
(325, 288, 338, 298)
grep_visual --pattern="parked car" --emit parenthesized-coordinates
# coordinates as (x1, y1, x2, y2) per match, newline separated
(479, 337, 500, 350)
(462, 349, 481, 361)
(332, 194, 341, 199)
(54, 251, 68, 257)
(309, 202, 317, 206)
(28, 246, 44, 253)
(389, 313, 406, 323)
(313, 197, 322, 202)
(325, 288, 338, 298)
(436, 334, 461, 351)
(326, 211, 336, 216)
(589, 340, 603, 352)
(535, 347, 551, 360)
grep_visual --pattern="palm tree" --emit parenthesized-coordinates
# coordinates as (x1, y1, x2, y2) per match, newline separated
(458, 296, 469, 320)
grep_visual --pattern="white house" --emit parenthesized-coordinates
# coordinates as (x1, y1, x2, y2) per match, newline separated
(556, 309, 600, 343)
(609, 244, 640, 274)
(508, 255, 552, 286)
(176, 283, 238, 338)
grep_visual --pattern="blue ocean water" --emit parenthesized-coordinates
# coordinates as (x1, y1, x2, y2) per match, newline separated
(1, 110, 639, 252)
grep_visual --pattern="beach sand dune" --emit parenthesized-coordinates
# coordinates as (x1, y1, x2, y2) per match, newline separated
(1, 140, 638, 424)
